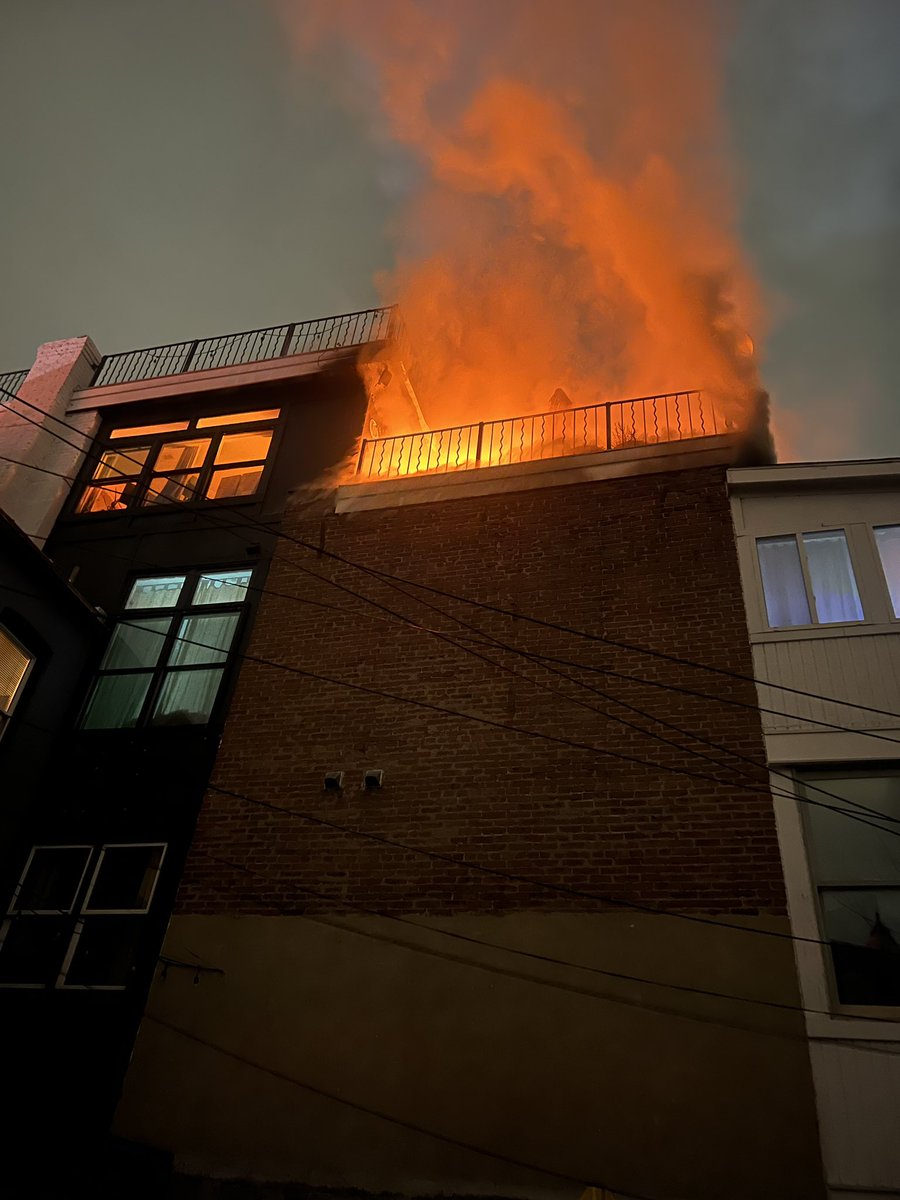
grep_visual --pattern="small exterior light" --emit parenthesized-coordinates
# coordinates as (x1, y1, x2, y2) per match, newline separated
(323, 771, 344, 791)
(363, 769, 384, 791)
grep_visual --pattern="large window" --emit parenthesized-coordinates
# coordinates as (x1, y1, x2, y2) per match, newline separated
(757, 530, 864, 628)
(0, 843, 166, 989)
(874, 525, 900, 618)
(0, 625, 34, 739)
(80, 568, 251, 729)
(800, 772, 900, 1007)
(75, 408, 280, 514)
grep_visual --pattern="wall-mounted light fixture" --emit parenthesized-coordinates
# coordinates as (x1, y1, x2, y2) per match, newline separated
(323, 771, 344, 791)
(363, 769, 384, 791)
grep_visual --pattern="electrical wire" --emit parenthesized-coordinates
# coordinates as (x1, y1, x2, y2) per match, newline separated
(5, 378, 900, 724)
(198, 847, 900, 1037)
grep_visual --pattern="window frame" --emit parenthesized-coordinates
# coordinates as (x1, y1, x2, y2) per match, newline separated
(754, 527, 867, 631)
(79, 566, 252, 732)
(0, 842, 167, 991)
(868, 523, 900, 624)
(798, 769, 900, 1017)
(0, 624, 36, 740)
(69, 406, 282, 517)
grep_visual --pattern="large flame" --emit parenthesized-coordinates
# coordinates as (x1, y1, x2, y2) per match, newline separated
(280, 0, 770, 465)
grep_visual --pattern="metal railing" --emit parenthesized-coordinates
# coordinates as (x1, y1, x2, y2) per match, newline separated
(357, 390, 719, 481)
(0, 369, 27, 398)
(91, 306, 396, 388)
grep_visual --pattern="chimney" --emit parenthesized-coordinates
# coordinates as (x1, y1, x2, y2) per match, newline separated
(0, 336, 101, 545)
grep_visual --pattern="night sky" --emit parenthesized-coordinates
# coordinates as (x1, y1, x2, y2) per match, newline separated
(1, 0, 898, 461)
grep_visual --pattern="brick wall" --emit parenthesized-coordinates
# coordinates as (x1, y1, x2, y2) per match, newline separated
(179, 463, 785, 916)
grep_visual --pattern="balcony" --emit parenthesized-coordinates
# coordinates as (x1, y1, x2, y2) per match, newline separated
(90, 307, 396, 389)
(356, 390, 721, 481)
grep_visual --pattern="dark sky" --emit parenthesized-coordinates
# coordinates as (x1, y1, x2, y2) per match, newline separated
(2, 0, 898, 462)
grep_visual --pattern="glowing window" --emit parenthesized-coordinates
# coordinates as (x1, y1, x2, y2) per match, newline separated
(197, 409, 280, 427)
(75, 411, 278, 513)
(0, 627, 34, 717)
(109, 421, 189, 439)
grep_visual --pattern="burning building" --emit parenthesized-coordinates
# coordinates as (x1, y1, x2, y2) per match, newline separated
(0, 309, 897, 1199)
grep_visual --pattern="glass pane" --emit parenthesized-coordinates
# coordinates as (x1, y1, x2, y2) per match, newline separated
(875, 526, 900, 618)
(154, 438, 210, 472)
(143, 473, 200, 505)
(75, 481, 136, 514)
(169, 613, 238, 666)
(110, 421, 188, 439)
(193, 569, 252, 605)
(757, 536, 811, 627)
(823, 889, 900, 1006)
(125, 575, 186, 609)
(99, 617, 170, 670)
(84, 846, 164, 912)
(206, 465, 264, 499)
(92, 446, 150, 479)
(0, 917, 71, 985)
(214, 430, 273, 465)
(0, 627, 32, 714)
(80, 673, 152, 729)
(197, 409, 280, 428)
(803, 775, 900, 881)
(151, 667, 224, 725)
(802, 530, 864, 623)
(15, 847, 91, 912)
(64, 917, 143, 987)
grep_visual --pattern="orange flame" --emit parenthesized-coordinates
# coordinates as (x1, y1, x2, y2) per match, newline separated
(280, 0, 768, 464)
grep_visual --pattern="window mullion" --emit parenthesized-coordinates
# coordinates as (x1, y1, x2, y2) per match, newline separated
(796, 534, 820, 624)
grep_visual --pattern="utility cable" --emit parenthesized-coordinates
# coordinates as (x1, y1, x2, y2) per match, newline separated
(5, 379, 900, 723)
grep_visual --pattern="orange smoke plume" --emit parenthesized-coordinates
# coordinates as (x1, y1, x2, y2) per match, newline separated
(279, 0, 770, 455)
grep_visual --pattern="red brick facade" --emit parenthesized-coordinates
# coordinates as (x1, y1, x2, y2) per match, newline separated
(179, 463, 785, 917)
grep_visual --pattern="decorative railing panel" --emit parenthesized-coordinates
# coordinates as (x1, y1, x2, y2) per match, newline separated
(91, 306, 395, 388)
(357, 390, 719, 482)
(0, 369, 28, 398)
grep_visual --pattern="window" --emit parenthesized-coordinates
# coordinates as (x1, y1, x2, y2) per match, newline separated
(0, 625, 35, 738)
(0, 844, 166, 989)
(757, 530, 864, 628)
(874, 526, 900, 618)
(80, 568, 251, 729)
(74, 408, 280, 514)
(800, 773, 900, 1007)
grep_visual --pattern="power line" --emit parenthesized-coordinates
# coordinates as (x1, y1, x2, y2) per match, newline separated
(198, 848, 899, 1036)
(143, 1014, 633, 1195)
(90, 606, 900, 841)
(5, 379, 900, 725)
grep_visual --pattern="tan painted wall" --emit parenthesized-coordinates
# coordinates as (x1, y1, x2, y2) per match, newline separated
(116, 911, 824, 1200)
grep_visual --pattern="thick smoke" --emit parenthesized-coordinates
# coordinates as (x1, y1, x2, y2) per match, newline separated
(281, 0, 772, 458)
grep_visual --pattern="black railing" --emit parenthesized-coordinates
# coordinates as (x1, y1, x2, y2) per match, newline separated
(357, 390, 720, 481)
(91, 306, 396, 388)
(0, 369, 28, 398)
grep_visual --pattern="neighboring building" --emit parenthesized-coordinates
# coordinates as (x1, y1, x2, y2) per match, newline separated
(729, 460, 900, 1200)
(112, 427, 825, 1199)
(0, 310, 394, 1190)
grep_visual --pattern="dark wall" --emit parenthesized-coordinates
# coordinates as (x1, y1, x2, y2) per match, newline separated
(1, 360, 369, 1175)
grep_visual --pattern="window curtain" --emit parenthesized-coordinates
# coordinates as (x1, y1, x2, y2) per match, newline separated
(802, 531, 863, 623)
(757, 537, 811, 627)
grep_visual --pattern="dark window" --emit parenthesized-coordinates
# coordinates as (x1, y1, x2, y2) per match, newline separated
(81, 568, 250, 730)
(0, 844, 166, 989)
(801, 773, 900, 1006)
(74, 408, 280, 514)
